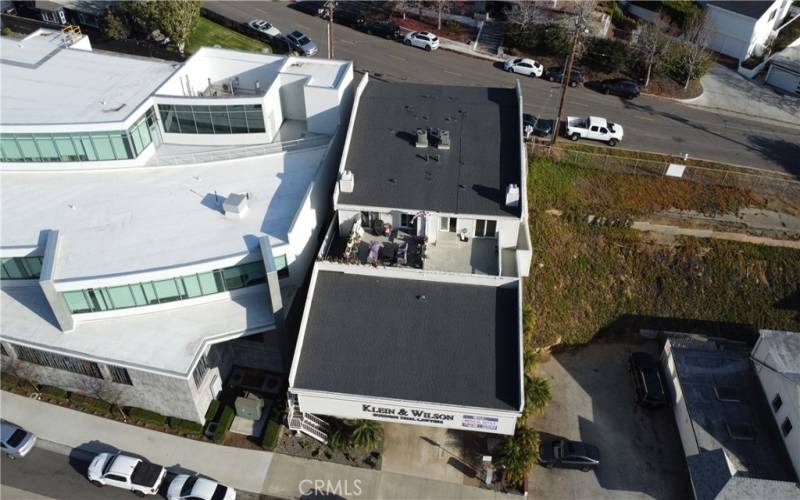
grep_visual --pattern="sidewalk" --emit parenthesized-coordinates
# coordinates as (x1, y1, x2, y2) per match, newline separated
(1, 392, 514, 499)
(397, 26, 504, 63)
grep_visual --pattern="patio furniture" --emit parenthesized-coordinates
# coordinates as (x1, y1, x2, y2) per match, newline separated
(383, 243, 396, 264)
(371, 219, 384, 235)
(367, 241, 382, 264)
(397, 242, 409, 265)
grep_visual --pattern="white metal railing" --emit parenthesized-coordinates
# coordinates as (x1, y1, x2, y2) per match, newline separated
(149, 135, 330, 167)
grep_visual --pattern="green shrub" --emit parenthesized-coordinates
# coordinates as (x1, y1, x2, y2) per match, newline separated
(445, 20, 459, 31)
(70, 393, 111, 413)
(582, 37, 630, 74)
(505, 23, 569, 57)
(169, 417, 203, 436)
(1, 373, 18, 390)
(128, 407, 167, 426)
(213, 405, 235, 444)
(261, 419, 282, 450)
(205, 399, 221, 422)
(40, 385, 68, 401)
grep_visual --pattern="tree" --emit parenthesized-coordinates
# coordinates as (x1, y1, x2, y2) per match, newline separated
(505, 1, 541, 33)
(119, 0, 201, 55)
(675, 11, 713, 89)
(582, 37, 628, 73)
(349, 420, 383, 450)
(390, 0, 410, 20)
(327, 419, 351, 450)
(102, 10, 130, 41)
(435, 1, 453, 31)
(521, 374, 552, 420)
(493, 426, 540, 486)
(636, 15, 670, 88)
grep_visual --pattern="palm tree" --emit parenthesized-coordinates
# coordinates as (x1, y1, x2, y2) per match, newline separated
(493, 425, 540, 486)
(521, 374, 552, 419)
(327, 419, 351, 451)
(349, 419, 383, 450)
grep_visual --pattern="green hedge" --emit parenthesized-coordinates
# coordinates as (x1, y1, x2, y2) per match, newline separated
(261, 419, 282, 450)
(40, 385, 69, 401)
(205, 399, 221, 422)
(1, 373, 18, 390)
(128, 407, 167, 426)
(169, 417, 203, 436)
(70, 393, 111, 413)
(213, 405, 235, 444)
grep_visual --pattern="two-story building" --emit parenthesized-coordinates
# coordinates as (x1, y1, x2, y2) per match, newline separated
(286, 75, 533, 440)
(0, 29, 353, 423)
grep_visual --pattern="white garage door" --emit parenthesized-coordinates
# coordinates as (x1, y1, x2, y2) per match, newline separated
(708, 32, 749, 60)
(766, 66, 800, 95)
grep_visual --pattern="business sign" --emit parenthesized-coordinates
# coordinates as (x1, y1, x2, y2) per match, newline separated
(463, 414, 499, 431)
(361, 404, 456, 425)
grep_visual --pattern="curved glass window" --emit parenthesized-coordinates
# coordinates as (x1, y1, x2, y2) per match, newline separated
(61, 259, 269, 314)
(1, 257, 43, 279)
(158, 104, 266, 134)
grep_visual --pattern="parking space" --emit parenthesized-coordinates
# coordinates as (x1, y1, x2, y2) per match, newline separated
(528, 338, 691, 500)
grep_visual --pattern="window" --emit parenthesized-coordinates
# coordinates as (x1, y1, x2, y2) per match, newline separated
(360, 211, 379, 228)
(1, 257, 44, 280)
(192, 351, 210, 387)
(62, 260, 267, 314)
(105, 474, 127, 483)
(400, 213, 414, 229)
(274, 255, 289, 279)
(156, 104, 265, 135)
(475, 219, 497, 238)
(14, 344, 103, 378)
(782, 418, 792, 437)
(440, 217, 457, 232)
(772, 394, 783, 413)
(109, 366, 133, 385)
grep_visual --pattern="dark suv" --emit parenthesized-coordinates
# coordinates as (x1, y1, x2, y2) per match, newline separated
(628, 352, 666, 408)
(366, 20, 401, 40)
(333, 8, 366, 29)
(545, 67, 584, 87)
(600, 78, 641, 99)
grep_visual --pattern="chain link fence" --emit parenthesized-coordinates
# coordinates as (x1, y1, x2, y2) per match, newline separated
(529, 144, 800, 206)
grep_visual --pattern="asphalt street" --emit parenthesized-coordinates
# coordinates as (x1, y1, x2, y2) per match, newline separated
(205, 1, 800, 175)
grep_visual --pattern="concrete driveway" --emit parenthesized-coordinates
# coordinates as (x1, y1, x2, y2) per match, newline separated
(528, 338, 691, 500)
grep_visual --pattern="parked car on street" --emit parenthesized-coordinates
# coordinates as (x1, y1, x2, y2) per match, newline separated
(504, 57, 543, 77)
(292, 0, 328, 18)
(87, 452, 167, 497)
(248, 19, 281, 38)
(332, 8, 366, 30)
(600, 78, 641, 99)
(0, 421, 36, 459)
(403, 31, 439, 51)
(365, 20, 401, 40)
(628, 352, 666, 408)
(167, 474, 236, 500)
(539, 438, 600, 472)
(545, 66, 585, 87)
(523, 113, 552, 137)
(285, 30, 318, 56)
(565, 116, 624, 146)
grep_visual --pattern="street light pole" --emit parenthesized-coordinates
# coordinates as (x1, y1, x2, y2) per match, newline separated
(551, 20, 583, 146)
(326, 1, 335, 59)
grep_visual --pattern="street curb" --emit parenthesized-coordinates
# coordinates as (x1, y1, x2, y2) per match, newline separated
(397, 26, 503, 63)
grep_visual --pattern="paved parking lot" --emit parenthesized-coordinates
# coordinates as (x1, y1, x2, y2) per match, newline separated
(528, 337, 691, 500)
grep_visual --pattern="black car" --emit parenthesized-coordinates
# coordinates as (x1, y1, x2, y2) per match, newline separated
(600, 78, 641, 99)
(539, 438, 600, 472)
(628, 352, 666, 408)
(333, 8, 366, 29)
(523, 113, 552, 137)
(292, 1, 328, 18)
(365, 20, 401, 40)
(545, 67, 584, 87)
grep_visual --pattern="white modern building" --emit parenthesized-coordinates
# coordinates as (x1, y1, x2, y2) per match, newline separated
(287, 76, 533, 440)
(704, 0, 794, 61)
(0, 29, 354, 423)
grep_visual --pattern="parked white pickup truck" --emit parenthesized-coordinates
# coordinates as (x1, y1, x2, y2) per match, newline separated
(565, 116, 624, 146)
(87, 452, 167, 497)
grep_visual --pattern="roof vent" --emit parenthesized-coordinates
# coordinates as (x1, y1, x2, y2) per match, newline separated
(505, 184, 520, 207)
(223, 193, 249, 218)
(415, 128, 428, 148)
(437, 129, 451, 150)
(339, 170, 355, 193)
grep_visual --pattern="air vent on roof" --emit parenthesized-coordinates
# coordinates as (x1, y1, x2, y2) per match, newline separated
(415, 128, 428, 148)
(223, 193, 249, 218)
(505, 184, 520, 207)
(339, 170, 354, 193)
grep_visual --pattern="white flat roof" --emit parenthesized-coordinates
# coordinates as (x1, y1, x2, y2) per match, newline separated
(0, 32, 177, 126)
(0, 145, 328, 280)
(0, 284, 275, 375)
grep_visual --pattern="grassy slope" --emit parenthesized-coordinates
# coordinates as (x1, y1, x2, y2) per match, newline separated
(187, 17, 268, 54)
(525, 158, 800, 348)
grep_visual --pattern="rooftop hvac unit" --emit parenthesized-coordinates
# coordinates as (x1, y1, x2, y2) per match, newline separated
(415, 128, 428, 148)
(438, 129, 451, 150)
(223, 192, 249, 218)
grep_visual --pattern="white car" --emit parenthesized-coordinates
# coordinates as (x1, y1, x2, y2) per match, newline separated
(403, 31, 439, 51)
(504, 58, 543, 77)
(168, 474, 236, 500)
(566, 116, 624, 146)
(248, 19, 281, 38)
(87, 452, 167, 496)
(0, 421, 36, 459)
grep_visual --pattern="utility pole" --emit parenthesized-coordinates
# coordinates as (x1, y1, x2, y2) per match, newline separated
(326, 1, 335, 59)
(551, 18, 584, 146)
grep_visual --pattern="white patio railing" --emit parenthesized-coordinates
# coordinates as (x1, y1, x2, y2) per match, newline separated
(148, 135, 330, 167)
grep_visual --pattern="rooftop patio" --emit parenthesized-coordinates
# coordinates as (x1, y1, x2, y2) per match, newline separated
(327, 226, 422, 268)
(426, 232, 498, 275)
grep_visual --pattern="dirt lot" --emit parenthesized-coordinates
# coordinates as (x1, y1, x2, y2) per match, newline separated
(528, 337, 692, 500)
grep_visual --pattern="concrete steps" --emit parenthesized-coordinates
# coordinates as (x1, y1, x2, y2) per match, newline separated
(477, 21, 505, 55)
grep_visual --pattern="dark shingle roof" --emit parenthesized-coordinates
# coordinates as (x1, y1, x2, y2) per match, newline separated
(337, 80, 522, 218)
(707, 1, 774, 19)
(292, 271, 522, 411)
